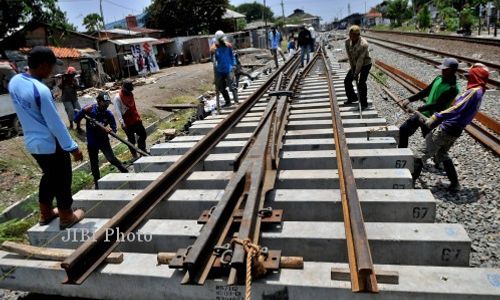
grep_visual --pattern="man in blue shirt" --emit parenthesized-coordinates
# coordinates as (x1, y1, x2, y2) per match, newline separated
(8, 46, 85, 230)
(210, 31, 237, 107)
(75, 92, 128, 189)
(268, 27, 285, 68)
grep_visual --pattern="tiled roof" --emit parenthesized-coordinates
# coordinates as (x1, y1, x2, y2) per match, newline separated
(19, 47, 82, 59)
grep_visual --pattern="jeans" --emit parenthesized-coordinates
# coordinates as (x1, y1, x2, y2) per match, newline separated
(63, 100, 81, 124)
(32, 144, 73, 209)
(88, 140, 128, 184)
(124, 121, 147, 157)
(398, 114, 431, 148)
(344, 64, 371, 107)
(300, 46, 310, 66)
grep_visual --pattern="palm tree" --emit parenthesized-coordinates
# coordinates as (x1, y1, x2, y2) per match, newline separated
(82, 13, 103, 33)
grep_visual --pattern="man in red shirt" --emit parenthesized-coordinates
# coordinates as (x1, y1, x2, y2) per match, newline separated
(113, 80, 148, 158)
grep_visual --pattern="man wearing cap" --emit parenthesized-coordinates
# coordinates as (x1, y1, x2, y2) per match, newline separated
(344, 25, 372, 109)
(59, 66, 81, 131)
(412, 63, 490, 191)
(210, 30, 238, 107)
(113, 80, 148, 158)
(8, 46, 85, 229)
(75, 92, 128, 189)
(398, 58, 460, 148)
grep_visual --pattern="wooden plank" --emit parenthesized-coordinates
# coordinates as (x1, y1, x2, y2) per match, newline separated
(1, 241, 123, 264)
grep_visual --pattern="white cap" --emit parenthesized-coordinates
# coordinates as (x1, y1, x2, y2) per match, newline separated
(215, 30, 225, 41)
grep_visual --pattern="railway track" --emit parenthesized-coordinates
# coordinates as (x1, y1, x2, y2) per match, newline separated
(362, 34, 500, 89)
(366, 29, 500, 47)
(0, 49, 498, 299)
(373, 59, 500, 156)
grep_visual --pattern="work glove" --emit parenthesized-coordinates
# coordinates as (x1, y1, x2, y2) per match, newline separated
(424, 116, 436, 128)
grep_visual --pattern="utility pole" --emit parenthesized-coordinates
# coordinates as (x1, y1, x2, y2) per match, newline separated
(281, 0, 285, 20)
(99, 0, 105, 28)
(263, 0, 269, 48)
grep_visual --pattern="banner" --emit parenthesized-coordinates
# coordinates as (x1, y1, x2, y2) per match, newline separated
(130, 42, 159, 74)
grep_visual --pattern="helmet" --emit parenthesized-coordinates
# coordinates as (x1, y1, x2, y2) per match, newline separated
(66, 66, 77, 74)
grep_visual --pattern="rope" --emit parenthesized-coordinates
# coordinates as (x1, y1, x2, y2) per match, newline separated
(231, 238, 267, 300)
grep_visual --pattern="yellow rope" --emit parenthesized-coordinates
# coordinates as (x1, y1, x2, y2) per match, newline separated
(231, 238, 265, 300)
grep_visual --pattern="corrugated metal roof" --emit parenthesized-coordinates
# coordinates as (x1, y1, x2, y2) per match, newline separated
(109, 37, 158, 46)
(101, 28, 141, 36)
(223, 9, 245, 20)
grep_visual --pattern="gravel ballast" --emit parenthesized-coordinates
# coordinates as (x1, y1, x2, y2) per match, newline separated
(328, 37, 499, 268)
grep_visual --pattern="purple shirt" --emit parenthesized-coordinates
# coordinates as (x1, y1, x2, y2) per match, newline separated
(433, 87, 483, 136)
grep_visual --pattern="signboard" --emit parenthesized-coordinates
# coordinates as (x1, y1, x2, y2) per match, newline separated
(130, 42, 159, 74)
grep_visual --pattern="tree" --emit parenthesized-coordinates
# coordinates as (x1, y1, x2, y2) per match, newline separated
(417, 4, 431, 29)
(439, 7, 459, 31)
(82, 13, 104, 33)
(0, 0, 75, 37)
(459, 4, 476, 32)
(235, 2, 274, 23)
(386, 0, 412, 27)
(146, 0, 229, 36)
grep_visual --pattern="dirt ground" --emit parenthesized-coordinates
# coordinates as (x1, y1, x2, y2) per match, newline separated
(0, 62, 214, 211)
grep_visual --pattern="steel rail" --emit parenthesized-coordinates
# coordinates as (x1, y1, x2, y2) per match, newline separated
(321, 49, 378, 292)
(366, 29, 500, 47)
(365, 36, 500, 89)
(61, 56, 298, 285)
(176, 54, 303, 285)
(374, 60, 500, 156)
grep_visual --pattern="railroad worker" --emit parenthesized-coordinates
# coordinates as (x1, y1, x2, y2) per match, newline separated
(298, 25, 312, 67)
(8, 46, 85, 229)
(210, 30, 238, 107)
(398, 58, 460, 148)
(75, 92, 128, 190)
(309, 26, 317, 52)
(268, 26, 284, 68)
(344, 25, 372, 110)
(413, 63, 490, 192)
(59, 66, 82, 131)
(113, 80, 148, 159)
(287, 35, 297, 59)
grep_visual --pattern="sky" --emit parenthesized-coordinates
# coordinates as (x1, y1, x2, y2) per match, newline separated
(58, 0, 382, 31)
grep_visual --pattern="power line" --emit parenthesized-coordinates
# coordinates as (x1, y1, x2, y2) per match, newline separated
(103, 0, 139, 13)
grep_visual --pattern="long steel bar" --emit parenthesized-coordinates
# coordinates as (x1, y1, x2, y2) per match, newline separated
(322, 49, 378, 292)
(61, 57, 294, 285)
(374, 60, 500, 156)
(365, 37, 500, 88)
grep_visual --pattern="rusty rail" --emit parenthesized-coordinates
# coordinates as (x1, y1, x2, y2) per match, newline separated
(61, 54, 299, 285)
(322, 49, 378, 292)
(374, 60, 500, 156)
(365, 36, 500, 89)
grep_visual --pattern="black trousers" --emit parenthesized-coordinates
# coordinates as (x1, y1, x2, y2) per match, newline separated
(398, 114, 431, 148)
(32, 145, 73, 209)
(124, 121, 147, 156)
(215, 72, 231, 103)
(88, 140, 128, 183)
(344, 64, 371, 107)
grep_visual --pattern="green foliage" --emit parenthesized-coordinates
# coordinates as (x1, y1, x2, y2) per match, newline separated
(0, 216, 37, 242)
(445, 17, 460, 31)
(386, 0, 413, 27)
(0, 0, 76, 37)
(236, 18, 248, 31)
(235, 2, 274, 23)
(286, 16, 303, 25)
(82, 13, 103, 33)
(146, 0, 229, 36)
(417, 4, 431, 29)
(460, 4, 476, 30)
